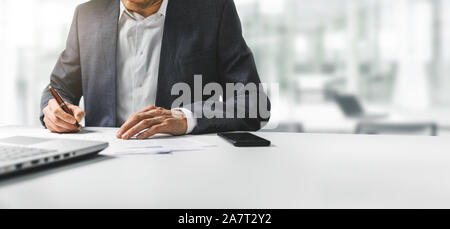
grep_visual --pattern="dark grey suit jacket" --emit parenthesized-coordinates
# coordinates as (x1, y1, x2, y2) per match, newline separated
(40, 0, 270, 134)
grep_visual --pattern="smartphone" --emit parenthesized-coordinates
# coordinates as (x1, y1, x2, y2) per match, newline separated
(218, 132, 271, 147)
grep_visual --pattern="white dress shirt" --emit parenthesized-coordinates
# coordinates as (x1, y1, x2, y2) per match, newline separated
(116, 0, 196, 133)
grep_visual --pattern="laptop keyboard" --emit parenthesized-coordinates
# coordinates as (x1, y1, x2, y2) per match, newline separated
(0, 145, 55, 162)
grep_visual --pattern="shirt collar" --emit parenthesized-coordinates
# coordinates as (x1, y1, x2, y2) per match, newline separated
(119, 0, 168, 20)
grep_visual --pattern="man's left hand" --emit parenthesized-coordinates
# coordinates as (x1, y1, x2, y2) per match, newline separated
(116, 106, 187, 140)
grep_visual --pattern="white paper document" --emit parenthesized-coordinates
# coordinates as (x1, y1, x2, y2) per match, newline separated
(105, 138, 215, 156)
(0, 126, 216, 156)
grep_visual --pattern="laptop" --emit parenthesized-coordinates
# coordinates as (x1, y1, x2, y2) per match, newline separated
(0, 136, 108, 176)
(334, 94, 388, 119)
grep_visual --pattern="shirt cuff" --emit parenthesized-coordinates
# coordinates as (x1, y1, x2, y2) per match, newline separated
(173, 108, 197, 134)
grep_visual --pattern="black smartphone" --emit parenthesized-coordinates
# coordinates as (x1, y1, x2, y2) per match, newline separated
(218, 132, 271, 147)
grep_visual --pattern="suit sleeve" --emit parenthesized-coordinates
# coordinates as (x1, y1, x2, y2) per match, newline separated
(39, 6, 83, 127)
(190, 0, 271, 134)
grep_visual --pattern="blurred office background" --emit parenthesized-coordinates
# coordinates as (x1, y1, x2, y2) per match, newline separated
(1, 0, 450, 136)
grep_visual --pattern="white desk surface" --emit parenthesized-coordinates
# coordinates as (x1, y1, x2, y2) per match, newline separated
(0, 126, 450, 209)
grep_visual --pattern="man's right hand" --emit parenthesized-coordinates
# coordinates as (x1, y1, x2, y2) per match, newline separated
(42, 99, 85, 133)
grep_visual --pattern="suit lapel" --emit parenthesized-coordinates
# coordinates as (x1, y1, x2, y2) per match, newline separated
(156, 0, 180, 108)
(100, 0, 120, 126)
(97, 0, 178, 120)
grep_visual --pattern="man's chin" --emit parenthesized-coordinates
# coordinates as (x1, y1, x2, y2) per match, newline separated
(125, 0, 142, 4)
(123, 0, 153, 8)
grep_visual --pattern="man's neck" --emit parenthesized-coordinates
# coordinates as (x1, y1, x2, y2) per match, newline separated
(121, 0, 163, 18)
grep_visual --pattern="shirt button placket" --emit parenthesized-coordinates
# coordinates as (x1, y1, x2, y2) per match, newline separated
(135, 22, 143, 111)
(133, 22, 140, 113)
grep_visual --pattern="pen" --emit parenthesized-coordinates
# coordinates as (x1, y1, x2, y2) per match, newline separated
(48, 86, 81, 128)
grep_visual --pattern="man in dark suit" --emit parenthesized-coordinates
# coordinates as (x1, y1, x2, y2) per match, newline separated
(40, 0, 270, 139)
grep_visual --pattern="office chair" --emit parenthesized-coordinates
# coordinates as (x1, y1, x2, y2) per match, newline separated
(334, 94, 365, 117)
(355, 122, 438, 136)
(334, 94, 387, 119)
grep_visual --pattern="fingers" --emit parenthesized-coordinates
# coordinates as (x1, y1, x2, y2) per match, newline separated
(43, 115, 78, 133)
(117, 106, 188, 140)
(68, 104, 86, 123)
(138, 105, 157, 113)
(43, 99, 84, 133)
(43, 116, 61, 133)
(121, 117, 165, 140)
(116, 107, 171, 138)
(117, 113, 144, 138)
(136, 123, 170, 139)
(48, 99, 77, 124)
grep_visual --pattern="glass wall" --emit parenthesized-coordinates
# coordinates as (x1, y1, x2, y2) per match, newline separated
(236, 0, 450, 134)
(237, 0, 441, 105)
(0, 0, 87, 126)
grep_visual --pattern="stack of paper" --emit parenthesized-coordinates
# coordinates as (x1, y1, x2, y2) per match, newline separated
(105, 137, 216, 156)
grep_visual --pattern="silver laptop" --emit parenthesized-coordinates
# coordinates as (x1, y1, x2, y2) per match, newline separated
(0, 136, 108, 176)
